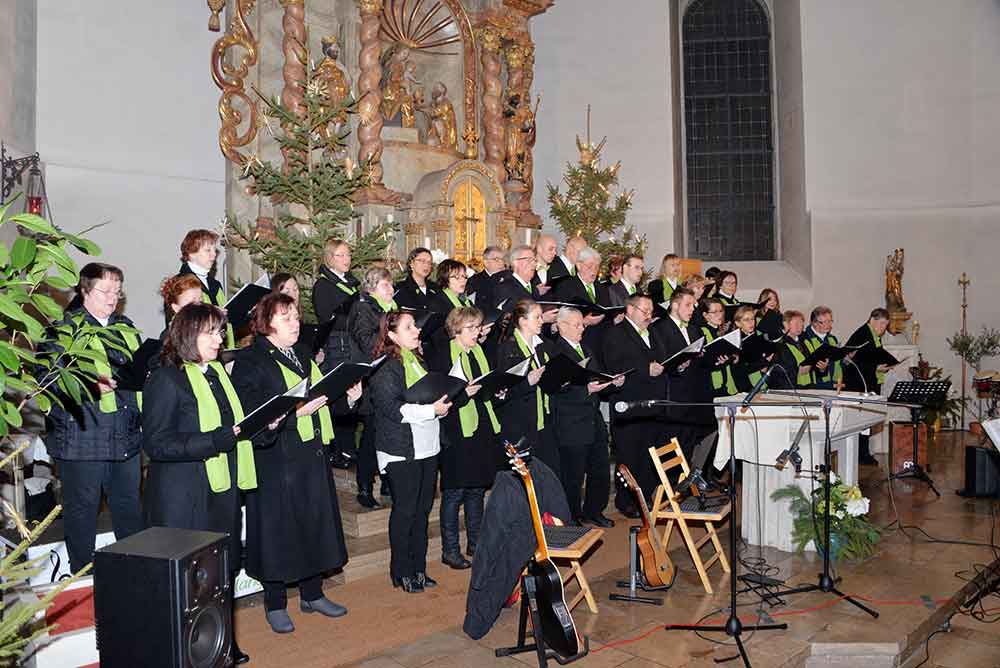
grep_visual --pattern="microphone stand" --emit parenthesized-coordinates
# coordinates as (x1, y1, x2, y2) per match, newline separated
(630, 397, 817, 667)
(763, 389, 919, 618)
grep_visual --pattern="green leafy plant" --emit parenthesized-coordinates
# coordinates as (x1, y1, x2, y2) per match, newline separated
(546, 137, 645, 276)
(771, 475, 881, 560)
(225, 55, 395, 321)
(947, 327, 1000, 373)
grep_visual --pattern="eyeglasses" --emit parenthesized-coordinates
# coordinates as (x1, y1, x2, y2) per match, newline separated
(412, 257, 432, 265)
(634, 307, 653, 317)
(332, 252, 351, 258)
(513, 256, 534, 263)
(707, 309, 724, 316)
(485, 256, 504, 263)
(462, 323, 483, 331)
(91, 287, 124, 299)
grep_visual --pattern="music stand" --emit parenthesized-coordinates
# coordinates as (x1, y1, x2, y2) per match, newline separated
(887, 380, 951, 497)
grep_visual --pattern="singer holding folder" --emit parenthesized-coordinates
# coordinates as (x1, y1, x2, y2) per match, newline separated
(495, 300, 560, 476)
(142, 303, 257, 665)
(231, 293, 358, 634)
(174, 229, 235, 348)
(369, 311, 451, 593)
(428, 306, 504, 570)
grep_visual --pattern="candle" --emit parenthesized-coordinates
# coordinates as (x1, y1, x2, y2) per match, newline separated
(386, 213, 394, 224)
(424, 235, 431, 249)
(524, 229, 530, 245)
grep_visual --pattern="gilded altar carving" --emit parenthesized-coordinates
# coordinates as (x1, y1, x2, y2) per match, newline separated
(477, 26, 504, 173)
(356, 0, 387, 187)
(207, 0, 225, 32)
(315, 36, 351, 130)
(379, 45, 416, 127)
(418, 82, 458, 151)
(280, 0, 307, 119)
(210, 0, 259, 166)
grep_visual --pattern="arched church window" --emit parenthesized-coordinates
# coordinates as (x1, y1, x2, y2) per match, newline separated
(682, 0, 775, 260)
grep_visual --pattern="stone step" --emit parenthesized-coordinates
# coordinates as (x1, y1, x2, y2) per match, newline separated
(341, 522, 467, 583)
(337, 488, 451, 538)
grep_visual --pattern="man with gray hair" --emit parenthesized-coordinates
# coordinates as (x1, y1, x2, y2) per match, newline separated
(493, 244, 553, 320)
(553, 245, 615, 364)
(549, 306, 623, 527)
(467, 245, 507, 312)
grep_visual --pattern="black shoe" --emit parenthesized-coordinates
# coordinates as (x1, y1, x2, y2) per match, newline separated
(466, 543, 476, 557)
(330, 453, 351, 470)
(620, 507, 640, 519)
(415, 572, 437, 588)
(232, 641, 250, 664)
(402, 576, 423, 593)
(380, 479, 392, 497)
(582, 514, 615, 528)
(357, 489, 381, 509)
(442, 552, 471, 570)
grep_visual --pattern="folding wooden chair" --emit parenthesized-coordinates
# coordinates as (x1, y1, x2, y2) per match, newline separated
(648, 438, 731, 594)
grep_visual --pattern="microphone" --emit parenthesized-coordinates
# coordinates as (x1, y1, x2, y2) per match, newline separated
(614, 399, 671, 413)
(740, 363, 777, 412)
(843, 356, 870, 395)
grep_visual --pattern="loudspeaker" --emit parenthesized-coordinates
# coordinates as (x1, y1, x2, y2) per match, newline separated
(94, 526, 232, 668)
(960, 445, 1000, 498)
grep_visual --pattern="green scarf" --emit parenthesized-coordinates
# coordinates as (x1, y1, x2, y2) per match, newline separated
(184, 362, 257, 493)
(443, 288, 467, 308)
(785, 340, 814, 388)
(202, 288, 236, 348)
(804, 332, 842, 384)
(275, 356, 334, 444)
(89, 329, 142, 413)
(374, 295, 398, 313)
(701, 327, 738, 395)
(869, 324, 886, 385)
(449, 340, 501, 437)
(335, 281, 357, 296)
(514, 329, 549, 430)
(400, 347, 427, 388)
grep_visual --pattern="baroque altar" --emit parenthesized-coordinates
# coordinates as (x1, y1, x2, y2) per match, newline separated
(208, 0, 552, 277)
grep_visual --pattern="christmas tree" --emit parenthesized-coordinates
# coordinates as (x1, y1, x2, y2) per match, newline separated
(546, 108, 645, 273)
(225, 57, 395, 319)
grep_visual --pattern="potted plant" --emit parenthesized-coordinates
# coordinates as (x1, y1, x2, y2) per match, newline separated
(947, 326, 1000, 433)
(771, 474, 881, 560)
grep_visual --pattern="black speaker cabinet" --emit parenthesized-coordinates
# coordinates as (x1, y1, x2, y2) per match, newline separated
(961, 445, 1000, 498)
(94, 526, 232, 668)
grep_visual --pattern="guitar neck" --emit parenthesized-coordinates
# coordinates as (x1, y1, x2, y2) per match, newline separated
(522, 471, 551, 562)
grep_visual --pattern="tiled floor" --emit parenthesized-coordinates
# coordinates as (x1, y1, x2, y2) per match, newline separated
(242, 431, 1000, 667)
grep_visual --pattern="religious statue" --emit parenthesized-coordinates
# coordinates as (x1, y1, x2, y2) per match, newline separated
(885, 248, 906, 312)
(314, 36, 351, 135)
(418, 82, 458, 151)
(503, 93, 536, 182)
(379, 44, 416, 128)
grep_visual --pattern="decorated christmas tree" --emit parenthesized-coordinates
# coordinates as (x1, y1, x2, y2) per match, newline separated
(225, 57, 395, 318)
(546, 107, 645, 274)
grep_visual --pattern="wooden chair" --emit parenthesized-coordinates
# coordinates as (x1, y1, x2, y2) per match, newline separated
(545, 523, 604, 614)
(647, 438, 730, 594)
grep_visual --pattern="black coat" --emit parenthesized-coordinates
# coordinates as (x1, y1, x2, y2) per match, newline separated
(141, 364, 243, 569)
(312, 266, 360, 367)
(646, 278, 677, 308)
(368, 357, 425, 461)
(773, 336, 812, 390)
(394, 274, 438, 311)
(547, 337, 608, 448)
(428, 343, 504, 489)
(43, 309, 142, 461)
(492, 273, 540, 312)
(844, 323, 882, 393)
(655, 316, 715, 425)
(347, 294, 386, 363)
(552, 276, 612, 366)
(603, 320, 668, 422)
(607, 280, 640, 308)
(173, 262, 224, 325)
(494, 335, 559, 472)
(467, 270, 503, 313)
(538, 256, 572, 285)
(463, 459, 570, 640)
(230, 337, 349, 583)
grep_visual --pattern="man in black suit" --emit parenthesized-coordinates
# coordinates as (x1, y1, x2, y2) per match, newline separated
(549, 306, 623, 527)
(604, 294, 667, 515)
(466, 245, 507, 313)
(552, 246, 618, 360)
(653, 287, 724, 468)
(608, 254, 644, 307)
(845, 307, 892, 465)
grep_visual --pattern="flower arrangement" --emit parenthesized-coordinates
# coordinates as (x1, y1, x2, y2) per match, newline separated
(771, 474, 881, 560)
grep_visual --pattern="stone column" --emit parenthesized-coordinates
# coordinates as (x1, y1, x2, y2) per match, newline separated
(478, 25, 504, 175)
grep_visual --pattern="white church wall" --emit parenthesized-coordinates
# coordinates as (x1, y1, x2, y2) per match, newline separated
(801, 0, 1000, 407)
(36, 0, 224, 334)
(531, 0, 677, 257)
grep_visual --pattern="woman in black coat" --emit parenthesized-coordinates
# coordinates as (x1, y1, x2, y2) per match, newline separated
(368, 311, 451, 593)
(231, 293, 361, 634)
(394, 247, 439, 310)
(173, 229, 235, 348)
(494, 299, 559, 476)
(142, 303, 254, 665)
(428, 306, 505, 569)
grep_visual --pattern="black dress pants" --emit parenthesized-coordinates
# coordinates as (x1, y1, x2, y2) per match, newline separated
(57, 455, 143, 572)
(262, 575, 323, 611)
(559, 441, 610, 520)
(384, 456, 438, 580)
(356, 415, 379, 491)
(612, 419, 664, 512)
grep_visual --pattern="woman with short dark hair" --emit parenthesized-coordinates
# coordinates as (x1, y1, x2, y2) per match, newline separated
(394, 246, 437, 310)
(231, 293, 360, 634)
(142, 302, 254, 665)
(368, 311, 450, 592)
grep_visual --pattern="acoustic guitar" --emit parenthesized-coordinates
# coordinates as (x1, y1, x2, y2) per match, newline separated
(505, 443, 580, 658)
(615, 464, 676, 588)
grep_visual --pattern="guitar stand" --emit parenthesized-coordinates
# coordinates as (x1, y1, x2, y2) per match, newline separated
(495, 573, 590, 667)
(609, 526, 668, 605)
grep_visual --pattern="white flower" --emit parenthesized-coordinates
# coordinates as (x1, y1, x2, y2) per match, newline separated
(430, 248, 448, 265)
(845, 497, 870, 517)
(834, 509, 845, 519)
(828, 472, 839, 485)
